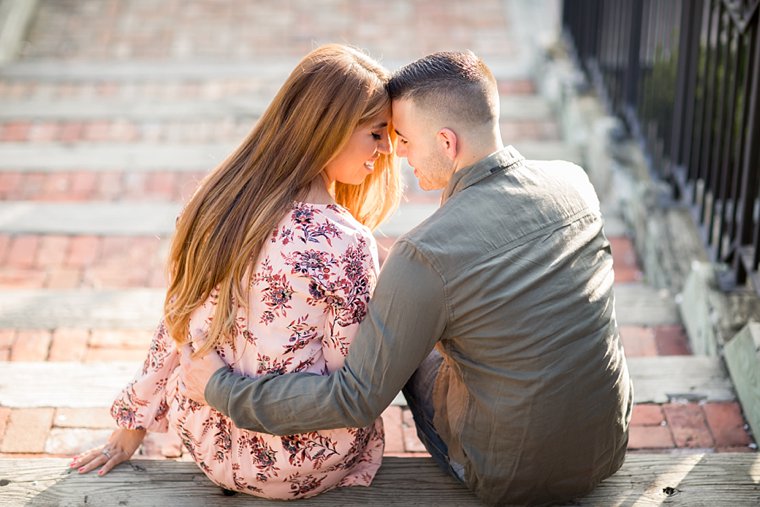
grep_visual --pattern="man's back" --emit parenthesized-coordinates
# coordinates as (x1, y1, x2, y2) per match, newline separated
(401, 146, 632, 505)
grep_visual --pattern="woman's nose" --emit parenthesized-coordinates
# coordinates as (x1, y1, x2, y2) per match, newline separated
(377, 132, 392, 155)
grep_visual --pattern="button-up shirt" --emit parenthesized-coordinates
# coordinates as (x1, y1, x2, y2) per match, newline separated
(205, 146, 633, 506)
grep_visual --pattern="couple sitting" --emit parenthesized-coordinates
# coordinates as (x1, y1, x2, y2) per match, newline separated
(70, 44, 632, 506)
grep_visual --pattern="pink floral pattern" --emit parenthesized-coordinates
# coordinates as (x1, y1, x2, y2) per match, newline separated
(111, 202, 384, 499)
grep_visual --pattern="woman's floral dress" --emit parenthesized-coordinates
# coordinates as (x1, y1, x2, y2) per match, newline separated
(110, 202, 384, 499)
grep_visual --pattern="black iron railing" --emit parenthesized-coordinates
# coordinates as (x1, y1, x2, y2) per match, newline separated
(563, 0, 760, 291)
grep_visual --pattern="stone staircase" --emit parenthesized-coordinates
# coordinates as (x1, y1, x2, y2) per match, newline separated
(0, 0, 757, 505)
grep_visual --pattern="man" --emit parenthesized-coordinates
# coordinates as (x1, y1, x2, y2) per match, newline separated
(180, 51, 633, 506)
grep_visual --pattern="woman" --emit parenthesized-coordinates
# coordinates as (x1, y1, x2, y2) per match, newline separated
(70, 44, 401, 499)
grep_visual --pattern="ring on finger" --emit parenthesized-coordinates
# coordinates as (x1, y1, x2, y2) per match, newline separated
(101, 448, 111, 459)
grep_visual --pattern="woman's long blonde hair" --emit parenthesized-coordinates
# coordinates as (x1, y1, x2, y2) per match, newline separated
(165, 44, 401, 354)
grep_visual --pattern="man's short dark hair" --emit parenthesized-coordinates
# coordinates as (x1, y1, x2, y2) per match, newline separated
(387, 50, 498, 125)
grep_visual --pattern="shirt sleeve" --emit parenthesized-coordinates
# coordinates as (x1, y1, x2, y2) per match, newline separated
(110, 319, 179, 432)
(205, 239, 447, 434)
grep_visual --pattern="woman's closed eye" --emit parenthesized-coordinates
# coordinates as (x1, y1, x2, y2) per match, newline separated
(371, 132, 383, 140)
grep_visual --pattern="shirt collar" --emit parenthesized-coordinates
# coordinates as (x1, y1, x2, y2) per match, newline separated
(441, 145, 524, 204)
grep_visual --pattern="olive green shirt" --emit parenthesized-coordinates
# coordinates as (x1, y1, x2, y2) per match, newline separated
(205, 146, 633, 506)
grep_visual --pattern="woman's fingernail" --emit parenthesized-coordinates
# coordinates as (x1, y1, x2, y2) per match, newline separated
(98, 470, 104, 476)
(78, 467, 85, 473)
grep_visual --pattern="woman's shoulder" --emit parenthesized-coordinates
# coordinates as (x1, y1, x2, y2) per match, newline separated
(270, 201, 374, 252)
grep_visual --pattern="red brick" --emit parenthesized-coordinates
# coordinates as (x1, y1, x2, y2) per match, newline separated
(0, 234, 10, 263)
(59, 122, 85, 143)
(630, 404, 665, 426)
(497, 79, 535, 95)
(654, 325, 691, 356)
(609, 237, 643, 283)
(99, 172, 124, 200)
(146, 173, 178, 200)
(177, 173, 204, 201)
(619, 326, 658, 357)
(149, 268, 168, 288)
(401, 408, 427, 453)
(54, 408, 115, 429)
(381, 406, 405, 453)
(6, 235, 40, 268)
(66, 235, 100, 267)
(0, 329, 16, 350)
(0, 173, 23, 198)
(715, 446, 756, 453)
(38, 173, 71, 199)
(0, 407, 10, 441)
(83, 121, 111, 141)
(110, 120, 138, 142)
(627, 425, 674, 449)
(1, 122, 31, 141)
(703, 402, 752, 448)
(46, 267, 82, 288)
(663, 403, 714, 448)
(0, 408, 55, 453)
(68, 171, 99, 200)
(28, 122, 61, 142)
(0, 267, 47, 288)
(10, 330, 52, 361)
(37, 235, 70, 267)
(48, 328, 90, 361)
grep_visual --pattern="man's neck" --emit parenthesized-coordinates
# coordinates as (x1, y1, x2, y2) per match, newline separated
(454, 135, 504, 173)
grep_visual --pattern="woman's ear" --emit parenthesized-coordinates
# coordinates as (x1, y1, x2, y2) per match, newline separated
(437, 128, 458, 161)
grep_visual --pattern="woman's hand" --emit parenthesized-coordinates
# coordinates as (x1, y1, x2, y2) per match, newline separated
(70, 427, 147, 476)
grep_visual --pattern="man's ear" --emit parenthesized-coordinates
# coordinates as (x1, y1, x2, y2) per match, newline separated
(437, 128, 458, 161)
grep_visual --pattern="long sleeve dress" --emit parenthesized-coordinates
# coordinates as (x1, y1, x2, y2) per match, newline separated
(110, 202, 385, 499)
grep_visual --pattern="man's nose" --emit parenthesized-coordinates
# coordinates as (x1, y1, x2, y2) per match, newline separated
(394, 140, 406, 157)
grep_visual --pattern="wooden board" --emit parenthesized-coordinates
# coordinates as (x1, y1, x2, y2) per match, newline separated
(0, 454, 758, 506)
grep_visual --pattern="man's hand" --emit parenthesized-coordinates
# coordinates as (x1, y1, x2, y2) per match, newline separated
(178, 344, 227, 404)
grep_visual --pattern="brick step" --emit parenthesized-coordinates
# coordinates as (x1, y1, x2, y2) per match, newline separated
(2, 453, 759, 506)
(0, 325, 693, 363)
(0, 141, 581, 173)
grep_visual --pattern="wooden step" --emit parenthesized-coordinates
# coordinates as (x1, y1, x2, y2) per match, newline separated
(0, 355, 734, 409)
(0, 454, 757, 506)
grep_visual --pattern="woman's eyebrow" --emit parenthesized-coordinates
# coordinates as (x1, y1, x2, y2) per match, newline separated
(371, 121, 388, 129)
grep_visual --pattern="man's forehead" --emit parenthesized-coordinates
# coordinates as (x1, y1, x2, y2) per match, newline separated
(391, 98, 414, 132)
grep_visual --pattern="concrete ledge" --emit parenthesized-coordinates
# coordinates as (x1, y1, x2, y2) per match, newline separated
(680, 262, 760, 356)
(723, 322, 760, 440)
(0, 0, 38, 65)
